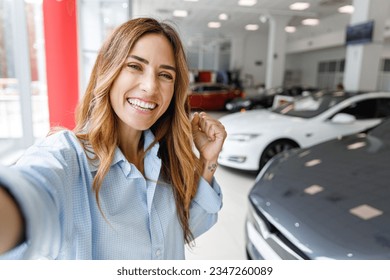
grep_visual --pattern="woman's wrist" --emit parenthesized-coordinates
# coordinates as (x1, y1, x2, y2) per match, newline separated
(201, 158, 219, 184)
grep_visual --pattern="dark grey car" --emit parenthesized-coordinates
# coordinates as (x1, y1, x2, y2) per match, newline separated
(246, 118, 390, 260)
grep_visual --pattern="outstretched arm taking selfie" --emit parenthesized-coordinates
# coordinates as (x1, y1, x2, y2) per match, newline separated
(0, 187, 24, 254)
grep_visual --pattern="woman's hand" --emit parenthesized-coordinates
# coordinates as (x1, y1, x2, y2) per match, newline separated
(191, 112, 227, 183)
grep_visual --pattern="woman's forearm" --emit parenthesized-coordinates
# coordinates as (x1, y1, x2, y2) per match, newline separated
(201, 158, 218, 185)
(0, 187, 25, 254)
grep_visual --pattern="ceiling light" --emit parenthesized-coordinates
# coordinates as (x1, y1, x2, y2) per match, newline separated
(208, 22, 221, 28)
(173, 10, 188, 17)
(238, 0, 257, 7)
(338, 5, 354, 14)
(183, 0, 199, 1)
(302, 18, 319, 26)
(285, 26, 297, 33)
(219, 13, 229, 20)
(245, 24, 259, 31)
(289, 2, 310, 10)
(259, 15, 268, 23)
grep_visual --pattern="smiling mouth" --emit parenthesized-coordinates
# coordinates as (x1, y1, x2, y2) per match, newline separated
(127, 98, 157, 111)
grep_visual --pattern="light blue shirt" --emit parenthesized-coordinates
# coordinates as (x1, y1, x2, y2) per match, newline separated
(0, 130, 222, 260)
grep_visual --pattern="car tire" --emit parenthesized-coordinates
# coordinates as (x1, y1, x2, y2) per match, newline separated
(259, 139, 299, 171)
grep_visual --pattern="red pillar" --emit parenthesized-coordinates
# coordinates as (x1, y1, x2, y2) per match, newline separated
(43, 0, 79, 129)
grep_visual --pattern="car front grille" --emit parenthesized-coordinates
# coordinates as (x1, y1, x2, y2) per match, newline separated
(248, 199, 310, 260)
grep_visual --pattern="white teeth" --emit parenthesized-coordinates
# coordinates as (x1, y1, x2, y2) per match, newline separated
(127, 98, 157, 110)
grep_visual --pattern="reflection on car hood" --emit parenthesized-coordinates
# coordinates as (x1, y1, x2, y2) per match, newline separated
(220, 109, 303, 132)
(250, 133, 390, 259)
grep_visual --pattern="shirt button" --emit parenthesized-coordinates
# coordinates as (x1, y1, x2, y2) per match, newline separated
(155, 249, 161, 257)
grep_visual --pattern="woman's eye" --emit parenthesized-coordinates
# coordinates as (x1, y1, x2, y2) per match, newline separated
(160, 73, 173, 80)
(127, 63, 141, 71)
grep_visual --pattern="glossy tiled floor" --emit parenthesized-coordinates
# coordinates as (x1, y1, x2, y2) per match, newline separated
(185, 166, 256, 260)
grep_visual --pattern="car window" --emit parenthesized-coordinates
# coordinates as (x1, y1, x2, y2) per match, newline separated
(338, 99, 377, 119)
(376, 98, 390, 118)
(205, 86, 224, 91)
(272, 92, 347, 118)
(192, 86, 203, 93)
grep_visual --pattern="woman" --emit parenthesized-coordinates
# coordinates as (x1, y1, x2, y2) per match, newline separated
(0, 17, 226, 259)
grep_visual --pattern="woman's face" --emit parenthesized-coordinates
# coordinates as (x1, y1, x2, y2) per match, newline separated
(110, 33, 176, 133)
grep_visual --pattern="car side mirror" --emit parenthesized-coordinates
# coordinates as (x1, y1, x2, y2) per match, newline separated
(331, 113, 356, 124)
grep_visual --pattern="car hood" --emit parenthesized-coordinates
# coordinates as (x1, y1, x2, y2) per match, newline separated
(249, 133, 390, 259)
(219, 109, 302, 133)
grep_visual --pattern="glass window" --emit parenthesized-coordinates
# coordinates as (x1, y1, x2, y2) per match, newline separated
(339, 99, 377, 119)
(328, 61, 337, 73)
(383, 59, 390, 72)
(338, 59, 345, 72)
(79, 0, 130, 92)
(318, 61, 327, 73)
(25, 0, 49, 138)
(0, 0, 24, 163)
(0, 0, 48, 165)
(376, 98, 390, 118)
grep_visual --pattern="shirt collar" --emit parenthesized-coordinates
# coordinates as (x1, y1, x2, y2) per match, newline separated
(87, 129, 160, 173)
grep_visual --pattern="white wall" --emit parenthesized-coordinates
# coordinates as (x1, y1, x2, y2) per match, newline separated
(286, 47, 346, 88)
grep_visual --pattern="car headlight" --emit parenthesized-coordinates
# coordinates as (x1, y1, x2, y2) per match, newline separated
(228, 133, 260, 142)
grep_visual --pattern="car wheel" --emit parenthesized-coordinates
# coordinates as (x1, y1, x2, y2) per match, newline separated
(259, 139, 299, 170)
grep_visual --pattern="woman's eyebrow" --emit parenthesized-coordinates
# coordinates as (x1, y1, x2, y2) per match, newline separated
(129, 55, 176, 72)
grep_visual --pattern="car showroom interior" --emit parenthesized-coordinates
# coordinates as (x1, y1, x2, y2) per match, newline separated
(1, 0, 390, 261)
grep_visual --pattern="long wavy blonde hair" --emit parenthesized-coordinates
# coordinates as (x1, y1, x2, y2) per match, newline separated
(74, 18, 202, 243)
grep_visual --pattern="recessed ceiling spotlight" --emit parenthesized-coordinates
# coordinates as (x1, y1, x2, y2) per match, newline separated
(289, 2, 310, 11)
(259, 15, 268, 23)
(173, 10, 189, 17)
(338, 5, 354, 14)
(245, 24, 259, 31)
(219, 13, 229, 20)
(208, 21, 221, 28)
(302, 18, 319, 26)
(285, 26, 297, 33)
(238, 0, 257, 7)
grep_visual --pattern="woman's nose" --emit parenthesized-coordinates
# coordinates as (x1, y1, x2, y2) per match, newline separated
(140, 72, 157, 94)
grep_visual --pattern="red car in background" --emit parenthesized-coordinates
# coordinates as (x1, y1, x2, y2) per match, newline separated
(188, 83, 244, 111)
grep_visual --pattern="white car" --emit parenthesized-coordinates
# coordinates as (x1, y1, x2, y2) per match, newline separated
(218, 91, 390, 171)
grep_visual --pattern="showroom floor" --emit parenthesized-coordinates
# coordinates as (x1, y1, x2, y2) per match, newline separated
(185, 165, 257, 260)
(185, 111, 258, 260)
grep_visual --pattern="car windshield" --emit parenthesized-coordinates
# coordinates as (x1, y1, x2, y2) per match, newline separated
(272, 91, 350, 118)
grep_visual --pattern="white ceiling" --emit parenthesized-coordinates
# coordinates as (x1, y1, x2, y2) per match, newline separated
(132, 0, 355, 47)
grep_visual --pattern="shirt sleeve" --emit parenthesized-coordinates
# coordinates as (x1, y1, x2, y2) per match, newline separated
(0, 131, 84, 259)
(189, 176, 223, 239)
